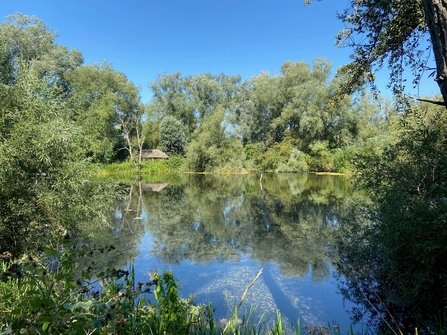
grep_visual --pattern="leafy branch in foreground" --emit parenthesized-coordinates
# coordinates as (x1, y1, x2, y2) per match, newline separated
(0, 238, 204, 335)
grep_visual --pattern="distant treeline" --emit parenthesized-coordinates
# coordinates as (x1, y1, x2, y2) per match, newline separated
(0, 13, 408, 173)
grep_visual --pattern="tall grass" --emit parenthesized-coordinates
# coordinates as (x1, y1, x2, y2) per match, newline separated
(91, 156, 186, 176)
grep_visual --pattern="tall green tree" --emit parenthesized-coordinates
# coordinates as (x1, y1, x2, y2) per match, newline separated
(159, 115, 185, 156)
(149, 72, 196, 139)
(0, 66, 111, 256)
(304, 0, 447, 328)
(148, 72, 243, 142)
(239, 71, 283, 145)
(66, 63, 144, 165)
(0, 13, 83, 88)
(185, 107, 245, 172)
(272, 59, 357, 150)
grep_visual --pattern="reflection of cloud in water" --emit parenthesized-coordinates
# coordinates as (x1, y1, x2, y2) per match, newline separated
(134, 251, 357, 332)
(185, 262, 337, 329)
(194, 265, 276, 320)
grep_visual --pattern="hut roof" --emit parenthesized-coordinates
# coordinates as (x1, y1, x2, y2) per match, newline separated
(140, 149, 169, 159)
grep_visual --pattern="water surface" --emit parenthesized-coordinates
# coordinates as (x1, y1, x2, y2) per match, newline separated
(107, 173, 362, 330)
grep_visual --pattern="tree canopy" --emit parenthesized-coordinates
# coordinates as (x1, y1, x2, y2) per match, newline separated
(305, 0, 447, 107)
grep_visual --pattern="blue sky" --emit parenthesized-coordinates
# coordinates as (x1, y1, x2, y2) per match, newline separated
(0, 0, 440, 103)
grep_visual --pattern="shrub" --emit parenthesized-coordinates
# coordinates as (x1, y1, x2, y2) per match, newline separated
(276, 148, 309, 173)
(0, 241, 204, 334)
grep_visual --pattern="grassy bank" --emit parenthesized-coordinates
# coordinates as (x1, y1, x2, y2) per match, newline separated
(91, 159, 350, 177)
(91, 156, 185, 176)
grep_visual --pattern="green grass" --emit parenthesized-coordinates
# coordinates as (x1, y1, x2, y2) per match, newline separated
(90, 156, 186, 176)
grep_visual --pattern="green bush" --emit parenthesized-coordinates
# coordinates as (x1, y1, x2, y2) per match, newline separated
(0, 241, 204, 334)
(307, 141, 335, 172)
(276, 148, 309, 173)
(260, 141, 293, 170)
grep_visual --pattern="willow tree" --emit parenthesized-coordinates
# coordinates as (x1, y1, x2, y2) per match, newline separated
(66, 63, 144, 166)
(0, 13, 83, 88)
(306, 0, 447, 107)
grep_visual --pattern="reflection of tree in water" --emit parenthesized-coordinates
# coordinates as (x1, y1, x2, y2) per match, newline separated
(139, 174, 356, 279)
(77, 181, 146, 271)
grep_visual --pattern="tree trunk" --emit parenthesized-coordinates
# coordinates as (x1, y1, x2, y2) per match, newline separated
(422, 0, 447, 108)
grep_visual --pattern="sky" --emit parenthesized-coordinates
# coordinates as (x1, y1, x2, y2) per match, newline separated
(0, 0, 441, 103)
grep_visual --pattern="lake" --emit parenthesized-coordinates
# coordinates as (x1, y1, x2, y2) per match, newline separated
(105, 173, 364, 331)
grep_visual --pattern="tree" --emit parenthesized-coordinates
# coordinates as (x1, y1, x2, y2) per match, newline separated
(0, 13, 83, 88)
(336, 101, 447, 329)
(119, 100, 145, 169)
(142, 103, 163, 149)
(305, 0, 447, 107)
(149, 72, 244, 143)
(0, 66, 112, 256)
(241, 59, 360, 160)
(66, 63, 144, 165)
(159, 115, 185, 156)
(273, 59, 357, 150)
(240, 71, 283, 145)
(149, 72, 197, 140)
(185, 108, 245, 172)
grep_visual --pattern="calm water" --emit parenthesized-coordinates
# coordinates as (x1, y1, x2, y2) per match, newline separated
(107, 173, 363, 330)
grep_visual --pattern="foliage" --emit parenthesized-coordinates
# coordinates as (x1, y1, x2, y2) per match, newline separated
(0, 13, 397, 174)
(66, 63, 144, 165)
(142, 102, 162, 149)
(305, 0, 427, 100)
(306, 141, 335, 172)
(259, 141, 293, 171)
(92, 158, 185, 176)
(0, 13, 83, 88)
(185, 108, 245, 172)
(305, 0, 447, 111)
(159, 115, 185, 156)
(0, 66, 114, 257)
(335, 100, 447, 331)
(0, 240, 205, 334)
(276, 148, 309, 173)
(147, 60, 386, 173)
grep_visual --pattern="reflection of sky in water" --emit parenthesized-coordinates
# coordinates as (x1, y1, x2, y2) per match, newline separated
(134, 231, 362, 333)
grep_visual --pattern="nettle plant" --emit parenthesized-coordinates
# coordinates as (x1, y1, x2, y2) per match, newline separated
(0, 235, 206, 335)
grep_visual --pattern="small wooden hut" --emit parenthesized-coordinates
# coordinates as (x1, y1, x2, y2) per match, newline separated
(140, 149, 169, 160)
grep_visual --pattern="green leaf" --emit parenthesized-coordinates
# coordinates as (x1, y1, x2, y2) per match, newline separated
(0, 327, 12, 334)
(39, 316, 53, 322)
(42, 321, 50, 332)
(54, 274, 64, 280)
(11, 308, 22, 315)
(66, 280, 77, 289)
(30, 298, 50, 309)
(73, 300, 93, 311)
(44, 247, 57, 256)
(62, 303, 73, 310)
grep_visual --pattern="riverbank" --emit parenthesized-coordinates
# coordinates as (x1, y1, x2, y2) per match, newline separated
(91, 159, 351, 177)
